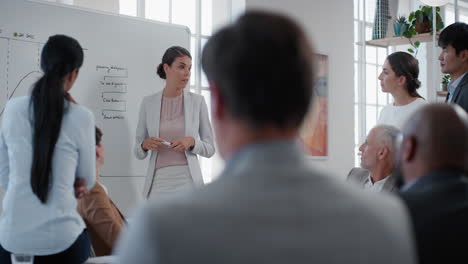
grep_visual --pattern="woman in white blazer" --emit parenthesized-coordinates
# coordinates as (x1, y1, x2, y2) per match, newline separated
(135, 46, 215, 199)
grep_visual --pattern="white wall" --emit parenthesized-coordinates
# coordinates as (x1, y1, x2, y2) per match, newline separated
(46, 0, 119, 13)
(246, 0, 355, 179)
(73, 0, 119, 13)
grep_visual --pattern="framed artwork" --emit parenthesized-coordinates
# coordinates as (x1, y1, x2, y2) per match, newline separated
(299, 54, 328, 158)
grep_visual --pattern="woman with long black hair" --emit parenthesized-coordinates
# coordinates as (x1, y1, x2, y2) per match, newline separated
(0, 35, 96, 263)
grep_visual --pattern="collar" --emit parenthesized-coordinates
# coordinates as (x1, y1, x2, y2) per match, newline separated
(222, 139, 303, 177)
(448, 72, 468, 95)
(401, 168, 467, 193)
(367, 173, 392, 185)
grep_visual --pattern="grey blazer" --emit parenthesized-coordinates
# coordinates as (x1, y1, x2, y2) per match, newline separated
(447, 73, 468, 114)
(134, 90, 215, 197)
(347, 167, 397, 192)
(116, 142, 416, 264)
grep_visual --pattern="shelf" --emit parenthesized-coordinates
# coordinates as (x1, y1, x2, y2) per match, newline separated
(437, 91, 448, 97)
(364, 32, 439, 48)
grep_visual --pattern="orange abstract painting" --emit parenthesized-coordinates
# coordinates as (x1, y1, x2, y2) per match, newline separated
(299, 54, 328, 157)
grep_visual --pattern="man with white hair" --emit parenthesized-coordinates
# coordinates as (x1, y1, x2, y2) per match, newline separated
(347, 125, 400, 192)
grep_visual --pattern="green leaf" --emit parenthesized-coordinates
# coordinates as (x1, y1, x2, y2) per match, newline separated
(414, 41, 421, 47)
(437, 21, 444, 30)
(403, 26, 416, 38)
(408, 48, 415, 53)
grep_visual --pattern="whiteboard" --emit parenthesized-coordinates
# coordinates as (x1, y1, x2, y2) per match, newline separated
(0, 0, 190, 177)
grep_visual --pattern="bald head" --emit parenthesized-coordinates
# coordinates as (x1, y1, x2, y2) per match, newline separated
(401, 104, 468, 170)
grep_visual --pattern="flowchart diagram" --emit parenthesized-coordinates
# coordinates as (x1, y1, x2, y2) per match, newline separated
(96, 65, 128, 120)
(0, 32, 129, 121)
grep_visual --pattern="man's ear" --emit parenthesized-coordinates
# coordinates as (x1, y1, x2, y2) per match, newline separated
(378, 146, 389, 160)
(210, 81, 225, 121)
(402, 136, 417, 162)
(458, 49, 468, 63)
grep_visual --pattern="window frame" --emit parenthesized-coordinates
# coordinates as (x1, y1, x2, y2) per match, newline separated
(354, 0, 392, 166)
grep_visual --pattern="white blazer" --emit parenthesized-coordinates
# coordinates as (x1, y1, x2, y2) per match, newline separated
(134, 90, 215, 197)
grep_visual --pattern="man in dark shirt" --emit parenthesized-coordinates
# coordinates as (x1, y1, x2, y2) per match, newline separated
(398, 104, 468, 264)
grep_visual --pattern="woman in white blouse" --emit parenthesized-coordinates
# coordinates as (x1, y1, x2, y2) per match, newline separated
(0, 35, 95, 263)
(135, 46, 215, 199)
(377, 52, 426, 128)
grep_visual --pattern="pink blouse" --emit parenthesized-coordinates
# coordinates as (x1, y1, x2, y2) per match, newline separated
(155, 95, 188, 169)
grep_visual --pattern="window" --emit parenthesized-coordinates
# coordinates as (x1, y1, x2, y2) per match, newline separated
(119, 0, 238, 182)
(120, 0, 137, 16)
(145, 0, 169, 22)
(354, 0, 468, 167)
(445, 1, 468, 24)
(354, 0, 391, 166)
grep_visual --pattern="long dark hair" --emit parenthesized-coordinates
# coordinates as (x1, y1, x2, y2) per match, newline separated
(387, 52, 423, 99)
(30, 35, 83, 203)
(156, 46, 191, 79)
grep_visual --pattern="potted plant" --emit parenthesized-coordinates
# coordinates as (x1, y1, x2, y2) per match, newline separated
(441, 74, 451, 91)
(406, 5, 444, 35)
(403, 5, 444, 56)
(394, 15, 409, 37)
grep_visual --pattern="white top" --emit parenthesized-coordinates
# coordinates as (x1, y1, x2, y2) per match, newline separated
(364, 175, 390, 192)
(0, 96, 96, 255)
(85, 256, 116, 264)
(377, 98, 426, 129)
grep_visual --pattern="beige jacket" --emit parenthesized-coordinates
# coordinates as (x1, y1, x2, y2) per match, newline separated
(77, 183, 125, 256)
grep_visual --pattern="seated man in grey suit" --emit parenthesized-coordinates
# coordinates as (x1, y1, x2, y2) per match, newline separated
(114, 11, 416, 264)
(398, 104, 468, 264)
(347, 125, 399, 192)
